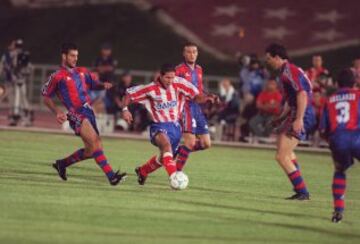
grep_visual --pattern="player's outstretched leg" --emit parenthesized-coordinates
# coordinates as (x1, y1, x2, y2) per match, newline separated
(276, 134, 309, 200)
(81, 119, 127, 186)
(135, 155, 162, 185)
(331, 171, 346, 223)
(52, 148, 89, 181)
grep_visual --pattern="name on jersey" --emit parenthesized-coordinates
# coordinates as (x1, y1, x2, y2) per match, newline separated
(329, 93, 356, 103)
(155, 101, 177, 110)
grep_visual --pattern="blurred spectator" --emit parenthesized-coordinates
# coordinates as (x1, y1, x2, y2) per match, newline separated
(217, 78, 240, 124)
(0, 40, 16, 113)
(105, 71, 149, 131)
(241, 57, 266, 100)
(91, 43, 118, 109)
(239, 56, 266, 141)
(352, 57, 360, 86)
(249, 79, 282, 137)
(306, 55, 329, 87)
(0, 39, 33, 126)
(316, 73, 335, 95)
(312, 88, 326, 127)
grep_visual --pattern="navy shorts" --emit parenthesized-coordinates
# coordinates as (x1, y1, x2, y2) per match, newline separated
(182, 101, 209, 135)
(150, 122, 182, 154)
(329, 131, 360, 170)
(67, 105, 99, 136)
(275, 106, 316, 141)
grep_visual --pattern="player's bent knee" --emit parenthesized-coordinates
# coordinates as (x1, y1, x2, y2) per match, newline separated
(184, 139, 196, 150)
(202, 140, 211, 149)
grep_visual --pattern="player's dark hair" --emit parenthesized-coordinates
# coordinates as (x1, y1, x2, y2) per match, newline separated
(183, 42, 198, 49)
(337, 69, 355, 88)
(265, 43, 289, 59)
(160, 63, 176, 75)
(61, 42, 78, 55)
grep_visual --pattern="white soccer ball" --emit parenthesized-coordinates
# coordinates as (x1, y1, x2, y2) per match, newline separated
(169, 171, 189, 190)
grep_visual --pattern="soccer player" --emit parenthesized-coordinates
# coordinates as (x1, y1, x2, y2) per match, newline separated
(320, 69, 359, 223)
(42, 42, 127, 186)
(121, 63, 216, 186)
(265, 43, 316, 200)
(175, 43, 211, 171)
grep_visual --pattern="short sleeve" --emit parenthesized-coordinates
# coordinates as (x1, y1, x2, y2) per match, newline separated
(41, 74, 59, 97)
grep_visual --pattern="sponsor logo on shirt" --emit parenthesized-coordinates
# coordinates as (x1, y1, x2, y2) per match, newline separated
(155, 100, 177, 110)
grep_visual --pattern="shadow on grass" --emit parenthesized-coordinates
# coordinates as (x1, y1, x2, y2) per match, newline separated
(164, 197, 331, 221)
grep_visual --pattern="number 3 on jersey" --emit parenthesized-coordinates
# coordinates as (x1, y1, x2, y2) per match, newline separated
(335, 101, 350, 123)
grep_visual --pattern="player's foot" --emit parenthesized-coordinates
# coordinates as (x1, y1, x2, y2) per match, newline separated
(109, 171, 127, 186)
(52, 160, 67, 181)
(331, 211, 343, 223)
(285, 192, 310, 200)
(135, 167, 147, 185)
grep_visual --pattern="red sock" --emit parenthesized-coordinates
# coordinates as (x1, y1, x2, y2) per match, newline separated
(162, 152, 177, 176)
(140, 155, 162, 176)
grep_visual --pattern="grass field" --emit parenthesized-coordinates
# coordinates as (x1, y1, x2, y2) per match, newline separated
(1, 131, 360, 244)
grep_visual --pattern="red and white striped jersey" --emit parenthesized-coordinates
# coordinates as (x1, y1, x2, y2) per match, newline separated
(126, 76, 199, 123)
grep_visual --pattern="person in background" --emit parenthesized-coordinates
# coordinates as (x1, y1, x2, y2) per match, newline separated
(352, 57, 360, 87)
(0, 40, 17, 120)
(306, 55, 329, 86)
(249, 79, 282, 137)
(239, 57, 266, 142)
(92, 43, 118, 111)
(217, 78, 240, 125)
(106, 71, 150, 132)
(0, 39, 33, 126)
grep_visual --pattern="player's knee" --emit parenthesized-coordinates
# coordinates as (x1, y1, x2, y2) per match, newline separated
(275, 152, 286, 164)
(202, 140, 211, 149)
(184, 139, 196, 150)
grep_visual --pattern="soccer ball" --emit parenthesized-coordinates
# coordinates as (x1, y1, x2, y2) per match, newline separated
(169, 171, 189, 190)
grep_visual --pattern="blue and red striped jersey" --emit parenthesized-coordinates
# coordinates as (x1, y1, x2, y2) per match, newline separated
(320, 88, 360, 134)
(42, 66, 101, 111)
(175, 62, 203, 95)
(278, 62, 313, 109)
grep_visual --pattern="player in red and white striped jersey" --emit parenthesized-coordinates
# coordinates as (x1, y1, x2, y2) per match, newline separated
(121, 64, 217, 187)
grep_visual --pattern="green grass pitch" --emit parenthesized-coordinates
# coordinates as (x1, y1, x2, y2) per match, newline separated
(0, 131, 360, 243)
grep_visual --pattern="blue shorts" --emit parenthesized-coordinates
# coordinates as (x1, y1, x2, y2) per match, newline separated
(275, 106, 316, 141)
(329, 131, 360, 170)
(150, 122, 181, 154)
(67, 105, 99, 136)
(182, 101, 209, 135)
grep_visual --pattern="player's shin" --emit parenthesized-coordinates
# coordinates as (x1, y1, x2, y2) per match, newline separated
(332, 171, 346, 213)
(92, 149, 115, 179)
(140, 155, 162, 176)
(176, 145, 191, 171)
(58, 148, 88, 167)
(162, 152, 177, 176)
(287, 165, 309, 195)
